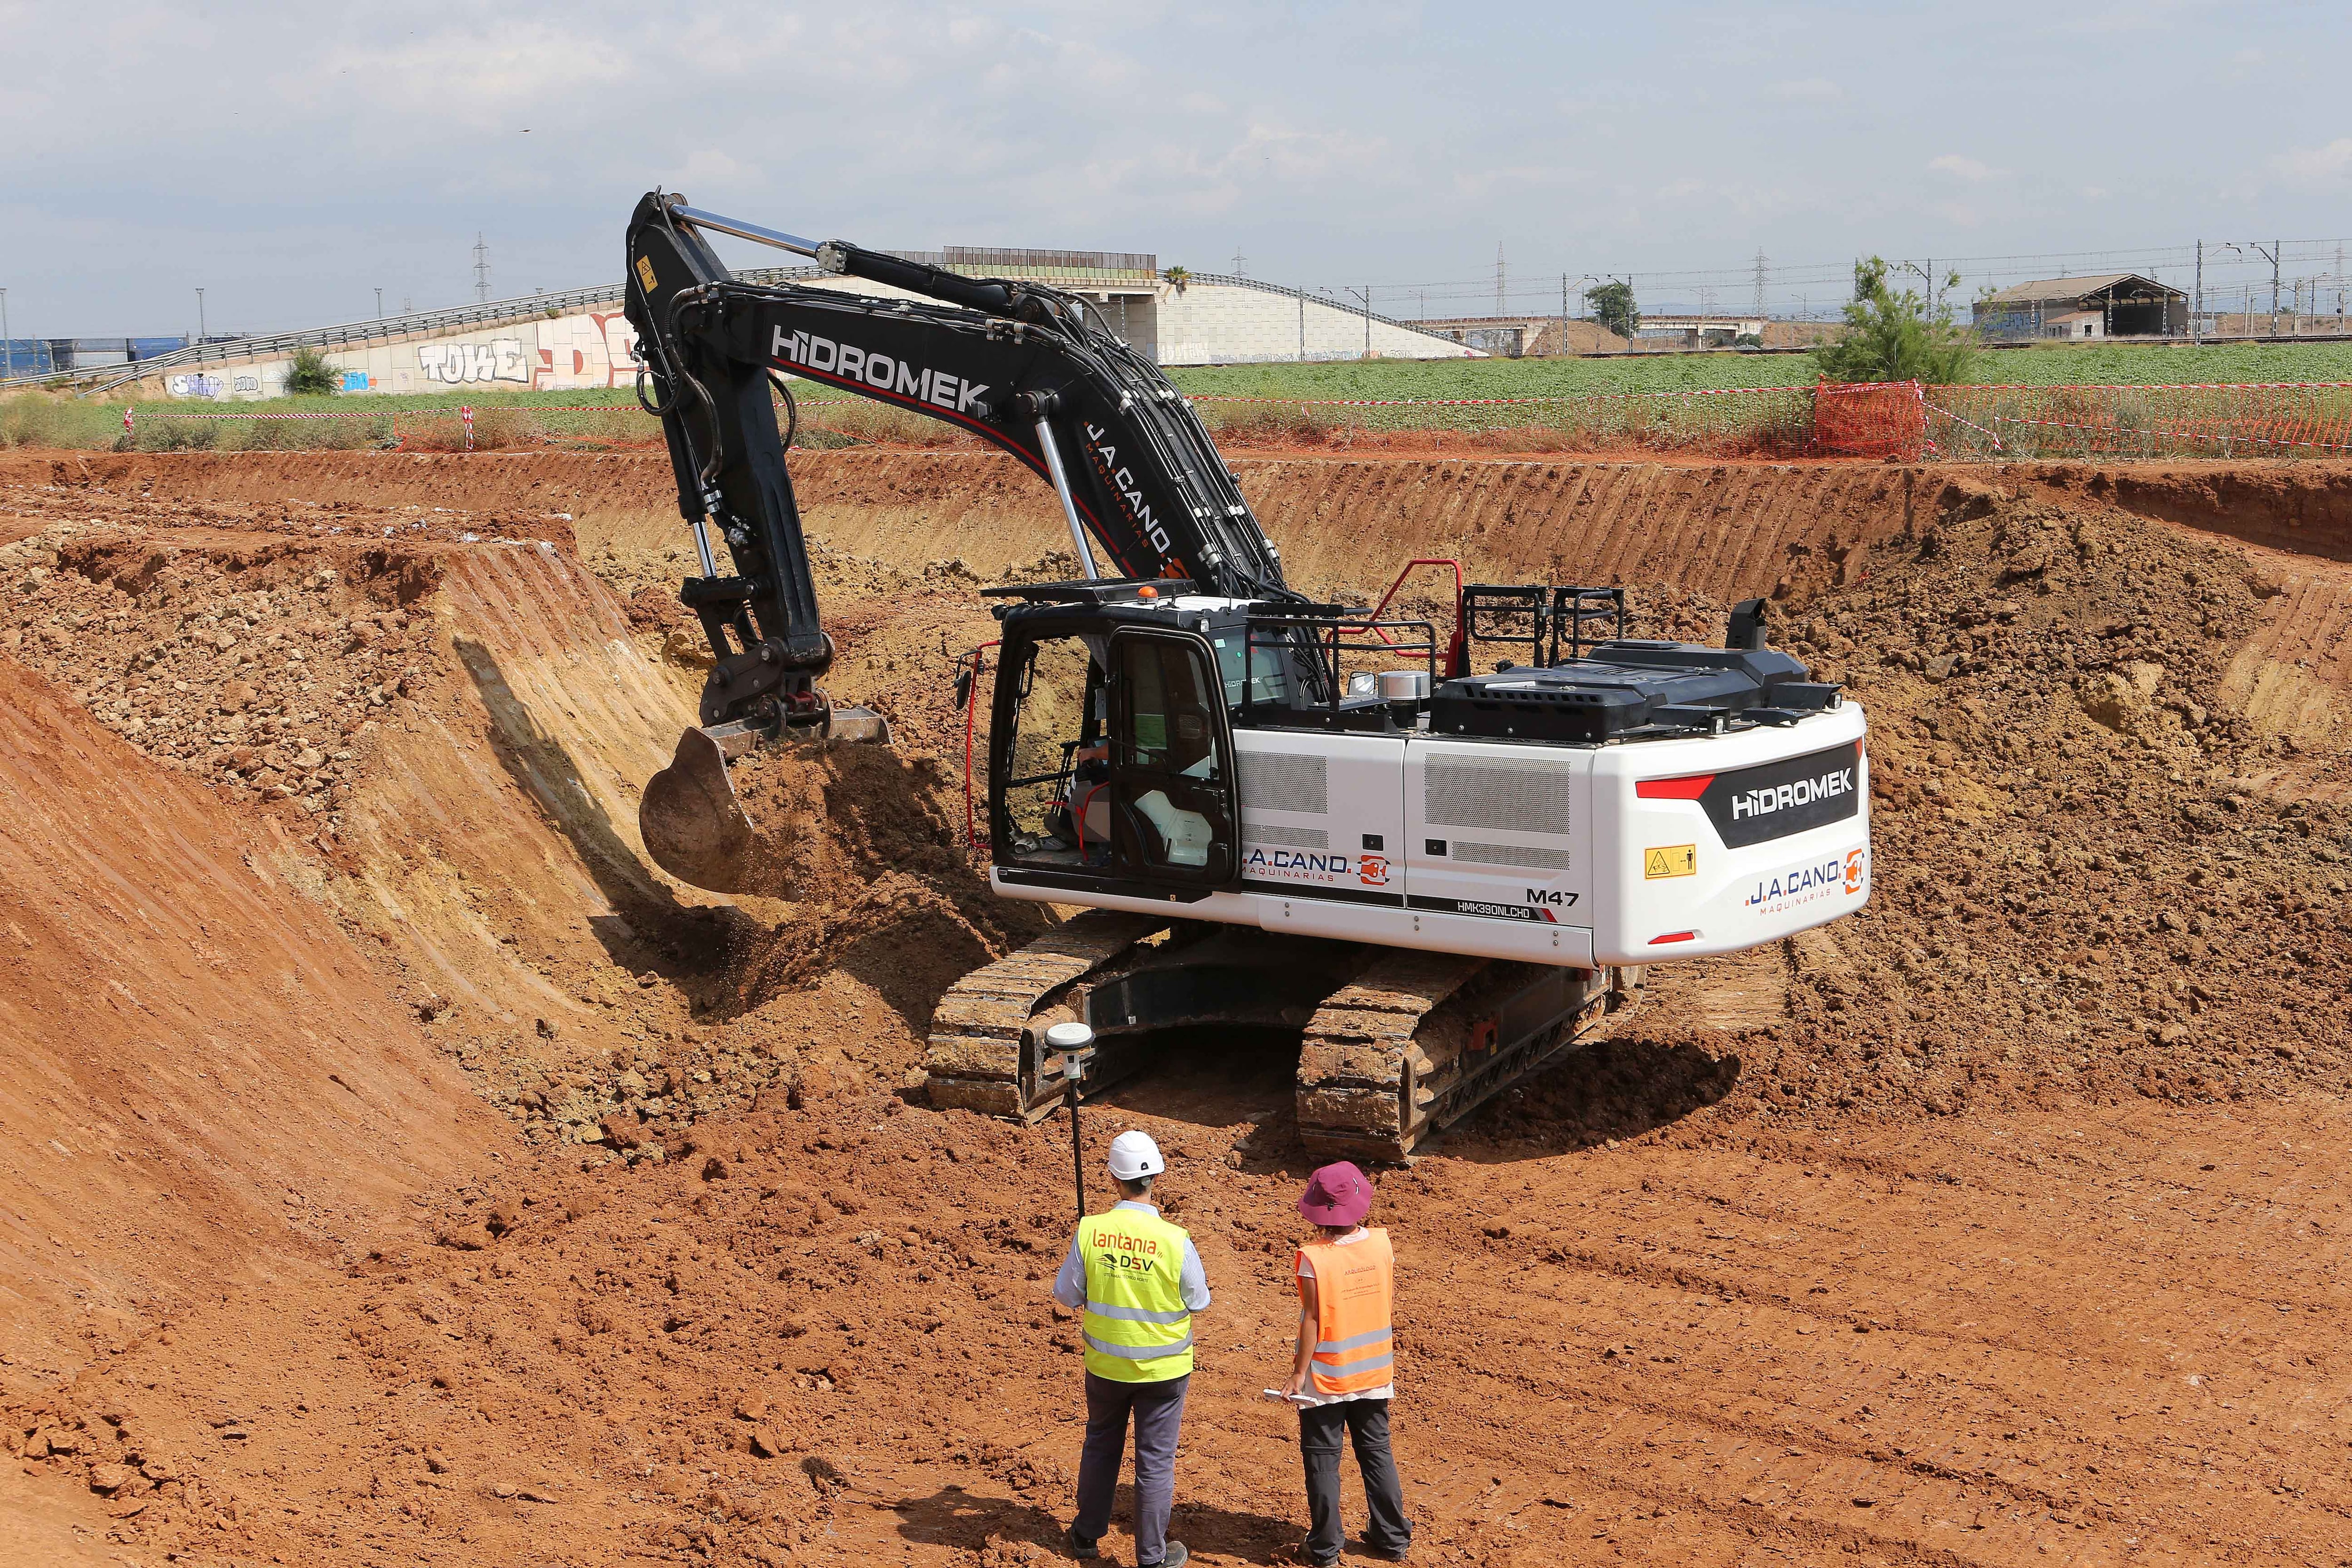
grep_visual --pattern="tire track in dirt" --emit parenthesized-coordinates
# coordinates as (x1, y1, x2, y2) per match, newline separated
(1398, 1122, 2352, 1561)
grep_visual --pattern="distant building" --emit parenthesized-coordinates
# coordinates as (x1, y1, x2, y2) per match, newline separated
(1972, 274, 2188, 341)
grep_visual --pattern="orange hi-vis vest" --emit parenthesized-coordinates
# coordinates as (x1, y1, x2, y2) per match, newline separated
(1296, 1227, 1395, 1395)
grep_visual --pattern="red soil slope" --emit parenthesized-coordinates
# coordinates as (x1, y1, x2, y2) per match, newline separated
(0, 658, 491, 1387)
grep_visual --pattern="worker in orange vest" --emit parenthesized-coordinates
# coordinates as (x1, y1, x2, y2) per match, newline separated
(1279, 1161, 1411, 1565)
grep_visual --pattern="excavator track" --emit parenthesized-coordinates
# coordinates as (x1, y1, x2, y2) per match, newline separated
(923, 910, 1172, 1121)
(1296, 956, 1637, 1163)
(924, 914, 1639, 1161)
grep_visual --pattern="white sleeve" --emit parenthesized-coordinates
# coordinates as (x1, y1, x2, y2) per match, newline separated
(1178, 1238, 1212, 1312)
(1051, 1234, 1089, 1310)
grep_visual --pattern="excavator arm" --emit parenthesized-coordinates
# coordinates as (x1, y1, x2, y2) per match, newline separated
(626, 191, 1291, 716)
(621, 190, 1298, 890)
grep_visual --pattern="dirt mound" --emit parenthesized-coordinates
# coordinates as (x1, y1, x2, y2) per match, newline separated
(1, 522, 446, 828)
(1488, 486, 2352, 1142)
(723, 743, 1054, 1023)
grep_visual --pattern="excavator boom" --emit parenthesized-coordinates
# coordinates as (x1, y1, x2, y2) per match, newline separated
(623, 191, 1301, 892)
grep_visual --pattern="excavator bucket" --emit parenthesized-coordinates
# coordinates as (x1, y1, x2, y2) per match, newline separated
(638, 707, 892, 896)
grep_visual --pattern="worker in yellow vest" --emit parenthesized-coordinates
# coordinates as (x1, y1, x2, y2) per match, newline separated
(1051, 1130, 1211, 1568)
(1279, 1161, 1411, 1565)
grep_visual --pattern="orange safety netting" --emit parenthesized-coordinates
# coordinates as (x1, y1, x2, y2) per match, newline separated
(1809, 380, 1927, 461)
(1921, 381, 2352, 460)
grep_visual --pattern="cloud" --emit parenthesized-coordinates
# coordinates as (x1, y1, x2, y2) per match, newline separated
(1928, 154, 1996, 183)
(1768, 78, 1842, 102)
(2274, 138, 2352, 185)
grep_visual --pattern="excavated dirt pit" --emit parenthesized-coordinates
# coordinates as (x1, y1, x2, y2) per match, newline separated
(0, 449, 2349, 1567)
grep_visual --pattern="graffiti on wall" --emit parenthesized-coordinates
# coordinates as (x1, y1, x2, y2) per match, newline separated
(420, 339, 530, 385)
(165, 374, 223, 399)
(531, 312, 638, 390)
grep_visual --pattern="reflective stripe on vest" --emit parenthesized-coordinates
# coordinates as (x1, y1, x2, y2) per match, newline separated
(1078, 1206, 1195, 1383)
(1298, 1228, 1395, 1396)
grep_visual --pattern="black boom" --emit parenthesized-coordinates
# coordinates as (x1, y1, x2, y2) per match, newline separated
(623, 191, 1298, 734)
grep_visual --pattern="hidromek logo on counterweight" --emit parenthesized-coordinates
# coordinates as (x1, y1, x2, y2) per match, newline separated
(1729, 764, 1854, 822)
(1696, 740, 1864, 849)
(771, 327, 987, 414)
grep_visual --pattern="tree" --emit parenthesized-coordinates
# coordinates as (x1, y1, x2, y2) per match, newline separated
(1162, 265, 1191, 295)
(1584, 280, 1638, 339)
(284, 345, 339, 395)
(1812, 257, 1976, 383)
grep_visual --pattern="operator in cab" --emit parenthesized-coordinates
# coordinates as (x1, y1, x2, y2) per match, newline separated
(1051, 1130, 1211, 1568)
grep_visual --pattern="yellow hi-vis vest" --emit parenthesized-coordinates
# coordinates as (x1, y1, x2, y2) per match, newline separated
(1077, 1205, 1195, 1383)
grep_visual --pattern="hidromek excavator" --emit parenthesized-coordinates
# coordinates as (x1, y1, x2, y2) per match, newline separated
(623, 191, 1873, 1160)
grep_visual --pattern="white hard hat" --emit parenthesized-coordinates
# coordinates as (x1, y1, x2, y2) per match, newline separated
(1107, 1130, 1165, 1182)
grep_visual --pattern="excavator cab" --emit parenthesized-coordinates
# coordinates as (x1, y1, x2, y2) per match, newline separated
(988, 586, 1241, 891)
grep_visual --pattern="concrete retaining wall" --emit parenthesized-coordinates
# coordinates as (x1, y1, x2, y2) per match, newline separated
(158, 309, 642, 401)
(1159, 282, 1477, 365)
(153, 274, 1475, 402)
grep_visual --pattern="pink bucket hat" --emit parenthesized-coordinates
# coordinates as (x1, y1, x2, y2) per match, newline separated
(1296, 1161, 1373, 1227)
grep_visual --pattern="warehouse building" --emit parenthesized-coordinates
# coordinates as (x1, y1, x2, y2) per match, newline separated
(1972, 274, 2188, 341)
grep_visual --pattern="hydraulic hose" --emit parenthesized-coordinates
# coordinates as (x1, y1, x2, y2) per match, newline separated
(663, 286, 726, 487)
(767, 370, 800, 451)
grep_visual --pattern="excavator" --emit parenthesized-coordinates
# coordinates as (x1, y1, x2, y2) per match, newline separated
(624, 192, 1873, 1160)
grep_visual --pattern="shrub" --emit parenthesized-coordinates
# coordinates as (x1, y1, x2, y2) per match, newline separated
(1, 394, 143, 450)
(233, 413, 386, 451)
(796, 398, 976, 448)
(137, 417, 220, 451)
(283, 345, 339, 396)
(1813, 258, 1976, 384)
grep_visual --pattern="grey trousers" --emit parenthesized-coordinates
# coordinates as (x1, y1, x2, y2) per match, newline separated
(1299, 1399, 1410, 1563)
(1073, 1370, 1189, 1565)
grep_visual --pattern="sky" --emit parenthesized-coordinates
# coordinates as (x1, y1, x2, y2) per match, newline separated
(4, 0, 2349, 336)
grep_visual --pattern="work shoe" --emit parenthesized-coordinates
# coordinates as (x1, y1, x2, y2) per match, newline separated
(1138, 1544, 1188, 1568)
(1062, 1524, 1098, 1560)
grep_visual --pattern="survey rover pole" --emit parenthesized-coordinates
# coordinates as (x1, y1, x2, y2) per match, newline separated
(1046, 1021, 1097, 1220)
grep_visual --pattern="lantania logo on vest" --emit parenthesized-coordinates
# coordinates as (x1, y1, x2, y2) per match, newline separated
(1088, 1226, 1162, 1256)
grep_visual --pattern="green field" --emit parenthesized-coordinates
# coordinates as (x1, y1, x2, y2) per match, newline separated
(1168, 339, 2352, 400)
(9, 338, 2352, 454)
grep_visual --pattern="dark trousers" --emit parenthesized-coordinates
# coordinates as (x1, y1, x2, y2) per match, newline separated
(1074, 1370, 1189, 1565)
(1299, 1399, 1410, 1563)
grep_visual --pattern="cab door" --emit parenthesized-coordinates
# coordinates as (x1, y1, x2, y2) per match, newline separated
(1106, 629, 1240, 887)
